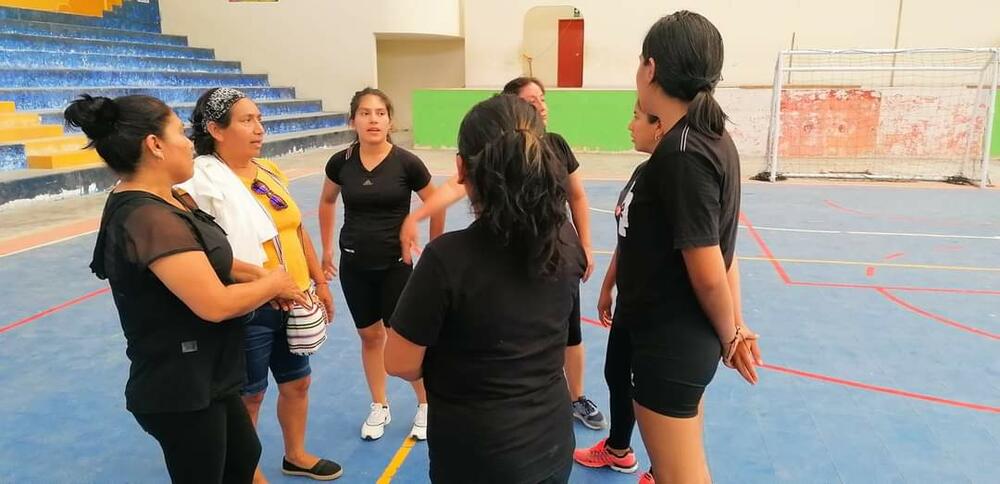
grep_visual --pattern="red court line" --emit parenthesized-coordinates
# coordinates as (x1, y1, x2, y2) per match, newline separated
(739, 213, 792, 284)
(883, 252, 906, 261)
(791, 280, 1000, 296)
(0, 287, 109, 335)
(823, 199, 868, 216)
(865, 267, 876, 278)
(762, 363, 1000, 414)
(875, 288, 999, 340)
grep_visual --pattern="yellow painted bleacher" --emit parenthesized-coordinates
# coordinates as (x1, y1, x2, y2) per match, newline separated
(0, 0, 120, 17)
(0, 102, 102, 169)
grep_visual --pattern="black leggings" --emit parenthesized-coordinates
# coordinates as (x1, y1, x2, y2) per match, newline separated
(133, 394, 261, 484)
(604, 322, 635, 450)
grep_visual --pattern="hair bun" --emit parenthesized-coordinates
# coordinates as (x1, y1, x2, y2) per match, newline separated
(64, 94, 119, 140)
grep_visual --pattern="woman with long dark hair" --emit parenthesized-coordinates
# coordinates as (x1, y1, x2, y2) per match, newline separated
(623, 11, 762, 482)
(385, 95, 583, 483)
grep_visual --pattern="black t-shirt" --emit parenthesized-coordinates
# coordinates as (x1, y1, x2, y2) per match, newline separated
(547, 132, 580, 175)
(91, 191, 247, 414)
(614, 117, 741, 327)
(391, 221, 584, 484)
(325, 144, 432, 269)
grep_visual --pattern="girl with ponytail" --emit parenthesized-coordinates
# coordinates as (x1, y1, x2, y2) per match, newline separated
(621, 11, 762, 483)
(385, 95, 584, 483)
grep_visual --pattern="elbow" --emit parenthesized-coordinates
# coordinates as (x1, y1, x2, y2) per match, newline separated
(689, 275, 726, 296)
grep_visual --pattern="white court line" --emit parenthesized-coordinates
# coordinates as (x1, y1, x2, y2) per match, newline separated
(589, 206, 999, 240)
(743, 225, 1000, 241)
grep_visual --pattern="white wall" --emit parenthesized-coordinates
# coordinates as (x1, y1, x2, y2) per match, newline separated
(377, 37, 466, 130)
(158, 0, 462, 112)
(521, 6, 576, 87)
(463, 0, 1000, 89)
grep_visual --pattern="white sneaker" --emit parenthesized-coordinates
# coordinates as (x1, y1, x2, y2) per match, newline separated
(361, 403, 391, 441)
(410, 403, 428, 441)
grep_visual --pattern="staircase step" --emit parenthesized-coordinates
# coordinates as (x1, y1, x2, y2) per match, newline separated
(27, 147, 101, 169)
(0, 19, 185, 46)
(0, 112, 40, 128)
(0, 86, 296, 110)
(21, 134, 88, 155)
(0, 3, 161, 33)
(37, 99, 325, 125)
(0, 68, 269, 88)
(259, 112, 348, 135)
(0, 124, 62, 142)
(261, 127, 354, 159)
(0, 32, 213, 59)
(0, 48, 241, 73)
(0, 101, 15, 112)
(0, 141, 26, 169)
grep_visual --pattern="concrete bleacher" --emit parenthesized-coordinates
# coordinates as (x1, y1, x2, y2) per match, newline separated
(0, 0, 350, 202)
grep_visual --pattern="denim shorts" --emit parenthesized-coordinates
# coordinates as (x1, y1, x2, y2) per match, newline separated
(240, 305, 311, 396)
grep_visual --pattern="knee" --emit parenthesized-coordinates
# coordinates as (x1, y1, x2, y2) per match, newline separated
(359, 324, 387, 349)
(278, 376, 311, 399)
(242, 391, 266, 407)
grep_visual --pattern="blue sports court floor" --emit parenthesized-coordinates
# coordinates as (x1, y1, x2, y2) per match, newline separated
(1, 173, 997, 483)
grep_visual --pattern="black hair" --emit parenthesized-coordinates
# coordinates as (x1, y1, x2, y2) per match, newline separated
(502, 76, 545, 96)
(190, 87, 234, 156)
(457, 95, 568, 277)
(641, 10, 727, 137)
(63, 94, 173, 175)
(348, 87, 394, 144)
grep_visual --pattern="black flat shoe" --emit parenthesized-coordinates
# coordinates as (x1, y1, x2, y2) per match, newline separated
(281, 457, 343, 481)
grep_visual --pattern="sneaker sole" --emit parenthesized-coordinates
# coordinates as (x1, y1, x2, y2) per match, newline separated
(362, 415, 391, 441)
(281, 468, 344, 480)
(573, 413, 607, 430)
(574, 458, 639, 474)
(410, 427, 427, 441)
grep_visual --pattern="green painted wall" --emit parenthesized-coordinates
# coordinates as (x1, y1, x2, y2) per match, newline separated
(413, 89, 637, 151)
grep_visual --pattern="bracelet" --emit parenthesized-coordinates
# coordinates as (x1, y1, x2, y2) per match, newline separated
(722, 325, 743, 368)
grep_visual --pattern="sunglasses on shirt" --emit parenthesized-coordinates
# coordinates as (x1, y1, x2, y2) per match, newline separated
(251, 179, 289, 210)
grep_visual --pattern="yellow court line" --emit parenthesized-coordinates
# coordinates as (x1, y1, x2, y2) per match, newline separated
(376, 437, 418, 484)
(594, 251, 997, 273)
(739, 256, 1000, 273)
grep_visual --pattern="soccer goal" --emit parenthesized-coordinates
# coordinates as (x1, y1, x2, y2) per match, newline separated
(758, 48, 999, 187)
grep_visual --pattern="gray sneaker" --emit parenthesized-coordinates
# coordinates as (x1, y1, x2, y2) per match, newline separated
(572, 396, 608, 430)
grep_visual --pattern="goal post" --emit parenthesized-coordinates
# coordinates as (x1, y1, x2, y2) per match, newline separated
(760, 48, 999, 187)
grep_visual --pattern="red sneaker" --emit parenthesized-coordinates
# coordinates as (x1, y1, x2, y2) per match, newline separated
(638, 469, 655, 484)
(572, 438, 638, 473)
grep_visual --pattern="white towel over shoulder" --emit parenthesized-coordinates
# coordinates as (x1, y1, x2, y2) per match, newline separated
(176, 154, 277, 267)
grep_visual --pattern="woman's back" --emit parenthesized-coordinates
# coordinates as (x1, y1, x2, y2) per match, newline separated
(391, 221, 584, 483)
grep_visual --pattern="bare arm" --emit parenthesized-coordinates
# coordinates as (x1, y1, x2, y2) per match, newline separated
(597, 246, 618, 326)
(151, 251, 303, 323)
(384, 328, 426, 381)
(318, 179, 341, 279)
(299, 225, 335, 320)
(231, 259, 267, 283)
(401, 174, 466, 263)
(566, 171, 595, 282)
(682, 245, 737, 344)
(416, 184, 445, 241)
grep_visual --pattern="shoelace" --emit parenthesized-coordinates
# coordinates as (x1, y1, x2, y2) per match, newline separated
(577, 398, 598, 416)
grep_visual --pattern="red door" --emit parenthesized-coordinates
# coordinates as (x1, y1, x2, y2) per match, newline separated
(557, 18, 584, 88)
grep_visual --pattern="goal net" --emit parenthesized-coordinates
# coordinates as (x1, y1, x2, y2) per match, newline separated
(758, 48, 999, 186)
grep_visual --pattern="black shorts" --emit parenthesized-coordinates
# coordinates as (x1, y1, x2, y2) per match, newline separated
(566, 284, 582, 347)
(622, 315, 721, 418)
(339, 257, 412, 329)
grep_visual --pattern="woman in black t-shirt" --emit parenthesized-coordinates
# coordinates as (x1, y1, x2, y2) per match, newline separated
(318, 88, 443, 441)
(398, 77, 607, 432)
(573, 101, 666, 478)
(386, 94, 582, 484)
(627, 11, 762, 483)
(66, 94, 303, 483)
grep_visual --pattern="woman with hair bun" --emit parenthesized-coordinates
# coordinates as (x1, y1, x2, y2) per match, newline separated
(68, 94, 304, 482)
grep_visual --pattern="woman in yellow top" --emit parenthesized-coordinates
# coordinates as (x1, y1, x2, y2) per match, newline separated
(185, 88, 341, 482)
